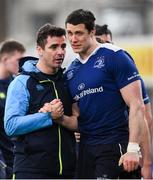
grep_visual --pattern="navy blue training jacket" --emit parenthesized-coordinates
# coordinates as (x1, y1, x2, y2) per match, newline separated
(4, 60, 76, 176)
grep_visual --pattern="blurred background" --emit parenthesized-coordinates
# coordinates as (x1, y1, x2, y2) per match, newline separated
(1, 0, 152, 108)
(0, 0, 153, 114)
(0, 1, 153, 116)
(0, 0, 153, 80)
(0, 0, 153, 171)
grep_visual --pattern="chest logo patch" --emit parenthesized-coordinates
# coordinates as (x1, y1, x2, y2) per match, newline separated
(78, 83, 85, 91)
(94, 56, 105, 68)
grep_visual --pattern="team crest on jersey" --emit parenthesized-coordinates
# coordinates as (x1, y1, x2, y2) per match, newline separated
(78, 83, 85, 91)
(94, 56, 105, 68)
(36, 84, 44, 91)
(67, 70, 74, 80)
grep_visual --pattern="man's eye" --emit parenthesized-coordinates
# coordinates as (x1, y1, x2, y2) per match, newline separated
(76, 32, 83, 36)
(67, 32, 72, 36)
(61, 44, 66, 49)
(50, 45, 57, 49)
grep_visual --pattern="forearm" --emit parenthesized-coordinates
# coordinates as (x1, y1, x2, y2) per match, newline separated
(60, 102, 79, 130)
(60, 115, 78, 130)
(119, 80, 149, 173)
(4, 112, 52, 136)
(128, 103, 144, 143)
(119, 106, 144, 172)
(144, 103, 153, 139)
(139, 117, 152, 166)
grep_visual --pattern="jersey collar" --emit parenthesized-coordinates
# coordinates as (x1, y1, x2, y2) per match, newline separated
(76, 44, 101, 64)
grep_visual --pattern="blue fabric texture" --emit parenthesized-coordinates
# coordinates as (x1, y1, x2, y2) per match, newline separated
(66, 44, 145, 145)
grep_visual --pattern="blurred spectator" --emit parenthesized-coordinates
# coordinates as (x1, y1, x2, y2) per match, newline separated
(95, 24, 112, 43)
(0, 40, 25, 179)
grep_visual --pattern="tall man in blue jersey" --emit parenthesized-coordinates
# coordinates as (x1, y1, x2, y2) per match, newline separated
(62, 9, 152, 179)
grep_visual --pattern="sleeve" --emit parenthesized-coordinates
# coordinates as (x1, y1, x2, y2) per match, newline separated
(4, 76, 52, 137)
(108, 50, 141, 89)
(140, 78, 150, 104)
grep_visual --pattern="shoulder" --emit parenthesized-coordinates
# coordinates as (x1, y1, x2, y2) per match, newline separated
(9, 74, 30, 89)
(100, 43, 122, 53)
(99, 44, 135, 65)
(97, 43, 129, 62)
(67, 58, 80, 70)
(7, 74, 31, 99)
(64, 58, 81, 81)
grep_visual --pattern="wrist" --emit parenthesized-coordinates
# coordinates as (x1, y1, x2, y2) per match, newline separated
(127, 142, 141, 154)
(142, 163, 152, 167)
(58, 116, 63, 122)
(53, 116, 64, 124)
(142, 159, 152, 166)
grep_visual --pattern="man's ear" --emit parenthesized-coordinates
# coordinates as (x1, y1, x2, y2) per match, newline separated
(91, 29, 96, 36)
(1, 54, 8, 63)
(36, 46, 43, 57)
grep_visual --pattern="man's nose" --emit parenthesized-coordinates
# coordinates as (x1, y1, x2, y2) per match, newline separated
(57, 47, 65, 55)
(71, 34, 78, 42)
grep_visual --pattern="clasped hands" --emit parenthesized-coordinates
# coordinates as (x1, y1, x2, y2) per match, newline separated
(39, 99, 64, 120)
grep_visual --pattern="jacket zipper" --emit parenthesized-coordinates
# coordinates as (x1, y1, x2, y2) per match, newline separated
(39, 79, 63, 175)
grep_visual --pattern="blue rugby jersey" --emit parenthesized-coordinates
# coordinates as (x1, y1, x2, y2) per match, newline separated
(65, 44, 142, 145)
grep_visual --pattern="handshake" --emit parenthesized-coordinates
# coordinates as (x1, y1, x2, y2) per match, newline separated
(39, 99, 64, 120)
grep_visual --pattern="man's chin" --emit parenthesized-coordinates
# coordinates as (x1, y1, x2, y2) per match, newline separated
(55, 64, 62, 68)
(73, 49, 81, 54)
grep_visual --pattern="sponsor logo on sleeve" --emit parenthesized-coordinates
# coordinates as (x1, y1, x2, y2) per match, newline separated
(127, 72, 140, 81)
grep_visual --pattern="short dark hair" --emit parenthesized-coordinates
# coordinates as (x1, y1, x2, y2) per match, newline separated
(36, 23, 66, 49)
(65, 9, 96, 32)
(95, 24, 112, 39)
(0, 40, 25, 55)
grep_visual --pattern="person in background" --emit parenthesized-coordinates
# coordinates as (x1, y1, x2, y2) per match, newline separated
(95, 24, 112, 43)
(4, 24, 76, 179)
(0, 40, 25, 179)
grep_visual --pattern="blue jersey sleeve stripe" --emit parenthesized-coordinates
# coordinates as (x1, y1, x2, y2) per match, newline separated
(118, 77, 141, 90)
